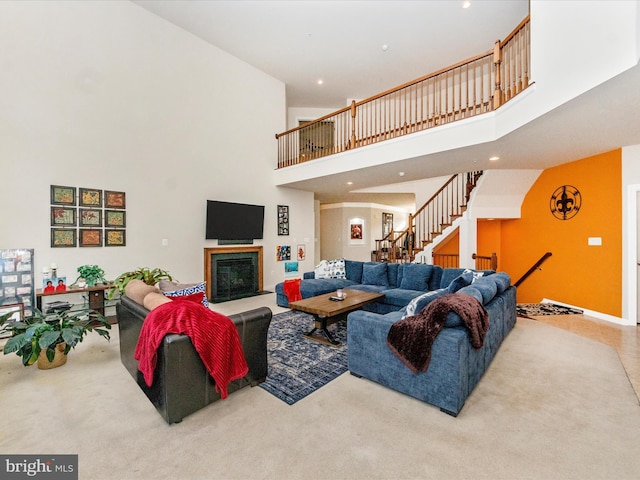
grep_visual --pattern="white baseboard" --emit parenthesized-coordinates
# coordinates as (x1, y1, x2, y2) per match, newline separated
(541, 298, 634, 326)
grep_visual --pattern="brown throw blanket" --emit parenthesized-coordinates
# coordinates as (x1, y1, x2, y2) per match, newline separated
(386, 293, 489, 374)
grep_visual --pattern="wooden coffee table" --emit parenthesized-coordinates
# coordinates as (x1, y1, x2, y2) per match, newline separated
(288, 289, 384, 346)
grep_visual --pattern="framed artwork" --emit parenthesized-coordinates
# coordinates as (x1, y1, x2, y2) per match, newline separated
(349, 217, 365, 245)
(51, 228, 77, 248)
(297, 244, 306, 261)
(79, 188, 102, 207)
(79, 229, 102, 247)
(278, 205, 289, 236)
(51, 206, 77, 226)
(42, 277, 67, 292)
(0, 303, 24, 338)
(0, 248, 35, 318)
(105, 229, 126, 247)
(105, 190, 126, 209)
(276, 245, 291, 261)
(105, 210, 126, 228)
(79, 208, 102, 227)
(50, 185, 76, 206)
(284, 261, 299, 278)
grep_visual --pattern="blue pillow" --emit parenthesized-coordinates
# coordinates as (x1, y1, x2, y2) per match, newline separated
(362, 262, 388, 286)
(399, 263, 432, 291)
(470, 277, 498, 303)
(446, 272, 474, 293)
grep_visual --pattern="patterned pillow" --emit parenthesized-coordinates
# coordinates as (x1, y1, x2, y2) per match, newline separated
(160, 280, 209, 308)
(314, 259, 346, 279)
(326, 258, 346, 279)
(402, 288, 447, 318)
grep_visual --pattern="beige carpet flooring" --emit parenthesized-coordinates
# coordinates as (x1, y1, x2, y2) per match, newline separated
(1, 296, 639, 479)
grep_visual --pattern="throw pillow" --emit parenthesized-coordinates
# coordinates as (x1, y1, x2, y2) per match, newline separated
(446, 272, 475, 293)
(463, 268, 486, 283)
(314, 260, 330, 279)
(362, 262, 388, 286)
(402, 288, 447, 318)
(160, 280, 209, 307)
(168, 291, 205, 305)
(326, 258, 347, 279)
(399, 263, 432, 290)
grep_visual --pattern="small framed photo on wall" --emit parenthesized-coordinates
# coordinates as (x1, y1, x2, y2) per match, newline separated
(50, 207, 77, 227)
(105, 230, 126, 247)
(51, 229, 77, 248)
(79, 188, 103, 208)
(50, 185, 76, 206)
(278, 205, 289, 236)
(79, 229, 102, 247)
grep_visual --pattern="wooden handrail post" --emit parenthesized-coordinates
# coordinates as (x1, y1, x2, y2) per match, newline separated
(349, 100, 357, 149)
(493, 40, 502, 110)
(491, 252, 498, 271)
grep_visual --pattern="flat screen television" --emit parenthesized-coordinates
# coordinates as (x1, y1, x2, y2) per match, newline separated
(206, 200, 265, 240)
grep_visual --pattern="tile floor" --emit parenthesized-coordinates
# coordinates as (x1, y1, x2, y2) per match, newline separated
(523, 313, 640, 401)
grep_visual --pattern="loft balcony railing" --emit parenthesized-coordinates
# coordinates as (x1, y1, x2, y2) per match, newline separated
(275, 15, 530, 169)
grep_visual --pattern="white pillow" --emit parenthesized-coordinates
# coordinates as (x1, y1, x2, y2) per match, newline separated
(314, 260, 331, 279)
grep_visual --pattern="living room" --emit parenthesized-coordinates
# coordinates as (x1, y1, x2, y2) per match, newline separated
(1, 1, 640, 479)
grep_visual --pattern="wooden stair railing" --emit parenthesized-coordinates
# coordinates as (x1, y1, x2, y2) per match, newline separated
(432, 253, 459, 268)
(514, 252, 552, 287)
(275, 16, 530, 168)
(374, 170, 482, 263)
(472, 252, 498, 271)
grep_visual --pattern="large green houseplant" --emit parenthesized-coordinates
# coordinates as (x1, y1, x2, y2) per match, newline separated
(109, 267, 173, 299)
(0, 308, 111, 368)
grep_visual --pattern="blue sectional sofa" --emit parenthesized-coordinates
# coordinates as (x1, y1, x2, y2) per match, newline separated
(275, 260, 517, 416)
(275, 260, 478, 313)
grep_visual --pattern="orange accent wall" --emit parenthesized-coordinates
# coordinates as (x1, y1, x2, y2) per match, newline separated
(434, 229, 459, 254)
(499, 150, 622, 316)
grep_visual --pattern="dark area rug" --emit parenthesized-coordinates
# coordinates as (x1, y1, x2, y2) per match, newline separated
(259, 310, 347, 405)
(517, 303, 584, 318)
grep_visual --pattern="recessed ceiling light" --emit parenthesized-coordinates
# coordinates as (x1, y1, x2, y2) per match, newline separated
(489, 156, 500, 161)
(317, 79, 324, 85)
(462, 1, 471, 9)
(399, 171, 405, 176)
(382, 44, 389, 52)
(347, 181, 353, 185)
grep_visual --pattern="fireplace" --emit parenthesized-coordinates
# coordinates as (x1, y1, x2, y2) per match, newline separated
(204, 247, 263, 303)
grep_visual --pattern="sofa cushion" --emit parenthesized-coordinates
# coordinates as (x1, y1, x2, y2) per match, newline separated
(399, 263, 433, 291)
(472, 276, 499, 303)
(362, 262, 388, 286)
(300, 278, 355, 298)
(439, 268, 493, 289)
(381, 288, 426, 308)
(159, 280, 209, 308)
(491, 272, 511, 293)
(345, 260, 364, 283)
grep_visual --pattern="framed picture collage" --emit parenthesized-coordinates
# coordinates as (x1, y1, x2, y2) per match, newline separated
(50, 185, 126, 248)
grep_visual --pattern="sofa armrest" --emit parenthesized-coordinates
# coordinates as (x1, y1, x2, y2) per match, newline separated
(347, 309, 471, 415)
(303, 271, 315, 279)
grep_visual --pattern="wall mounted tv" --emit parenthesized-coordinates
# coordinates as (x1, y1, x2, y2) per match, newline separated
(206, 200, 265, 240)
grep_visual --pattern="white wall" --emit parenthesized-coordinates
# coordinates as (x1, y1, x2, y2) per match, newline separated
(622, 145, 640, 324)
(0, 1, 315, 292)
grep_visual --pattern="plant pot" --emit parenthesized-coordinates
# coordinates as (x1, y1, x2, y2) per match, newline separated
(37, 343, 67, 370)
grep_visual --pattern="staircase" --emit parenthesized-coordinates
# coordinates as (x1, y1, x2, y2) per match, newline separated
(375, 171, 483, 263)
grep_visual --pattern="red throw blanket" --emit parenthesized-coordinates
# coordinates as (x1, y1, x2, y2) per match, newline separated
(386, 293, 489, 374)
(134, 300, 248, 399)
(283, 278, 302, 302)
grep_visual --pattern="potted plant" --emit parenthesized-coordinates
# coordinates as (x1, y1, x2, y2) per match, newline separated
(73, 264, 107, 287)
(0, 308, 111, 369)
(109, 267, 173, 299)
